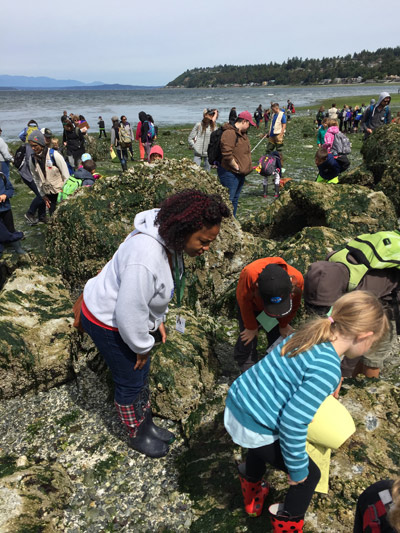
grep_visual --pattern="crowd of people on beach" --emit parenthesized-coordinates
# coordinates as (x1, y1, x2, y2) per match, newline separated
(0, 90, 399, 531)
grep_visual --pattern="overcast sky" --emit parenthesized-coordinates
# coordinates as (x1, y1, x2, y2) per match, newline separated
(2, 0, 400, 86)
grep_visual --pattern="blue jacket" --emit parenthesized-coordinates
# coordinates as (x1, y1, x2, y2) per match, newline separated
(317, 153, 341, 181)
(0, 173, 14, 212)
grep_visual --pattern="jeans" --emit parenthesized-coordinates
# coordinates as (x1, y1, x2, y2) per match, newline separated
(21, 176, 46, 218)
(116, 147, 128, 167)
(246, 440, 320, 517)
(217, 166, 245, 217)
(81, 312, 150, 405)
(193, 155, 210, 172)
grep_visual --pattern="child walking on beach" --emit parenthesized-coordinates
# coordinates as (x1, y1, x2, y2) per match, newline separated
(224, 291, 388, 532)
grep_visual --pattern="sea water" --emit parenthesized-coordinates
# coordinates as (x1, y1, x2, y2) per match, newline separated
(0, 84, 398, 141)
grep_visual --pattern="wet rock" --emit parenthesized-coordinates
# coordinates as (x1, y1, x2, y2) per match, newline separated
(242, 181, 397, 239)
(0, 265, 74, 399)
(0, 461, 72, 533)
(339, 124, 400, 215)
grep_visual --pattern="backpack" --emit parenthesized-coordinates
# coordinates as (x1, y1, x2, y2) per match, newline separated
(144, 121, 156, 142)
(118, 125, 132, 148)
(13, 145, 27, 170)
(331, 131, 351, 155)
(258, 154, 278, 177)
(207, 127, 224, 165)
(57, 176, 83, 203)
(329, 230, 400, 290)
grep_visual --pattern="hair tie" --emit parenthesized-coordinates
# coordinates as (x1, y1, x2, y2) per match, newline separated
(328, 316, 334, 324)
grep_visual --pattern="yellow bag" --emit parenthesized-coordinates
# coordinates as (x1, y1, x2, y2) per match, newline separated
(110, 147, 117, 160)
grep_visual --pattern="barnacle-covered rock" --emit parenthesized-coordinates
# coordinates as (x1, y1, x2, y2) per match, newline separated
(0, 266, 74, 399)
(242, 181, 397, 239)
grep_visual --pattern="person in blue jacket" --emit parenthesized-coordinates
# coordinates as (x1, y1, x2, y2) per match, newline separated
(315, 146, 341, 184)
(0, 172, 25, 254)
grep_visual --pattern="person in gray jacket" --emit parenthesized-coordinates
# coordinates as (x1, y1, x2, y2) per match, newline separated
(188, 108, 218, 171)
(0, 128, 13, 179)
(81, 190, 230, 458)
(360, 92, 391, 139)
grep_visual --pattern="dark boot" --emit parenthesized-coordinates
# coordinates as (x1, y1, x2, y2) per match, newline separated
(141, 385, 175, 443)
(116, 390, 169, 459)
(268, 503, 304, 532)
(10, 240, 27, 254)
(121, 162, 128, 171)
(263, 185, 268, 198)
(238, 463, 270, 517)
(145, 411, 175, 443)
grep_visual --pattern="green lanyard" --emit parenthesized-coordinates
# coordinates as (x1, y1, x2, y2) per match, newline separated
(173, 252, 186, 308)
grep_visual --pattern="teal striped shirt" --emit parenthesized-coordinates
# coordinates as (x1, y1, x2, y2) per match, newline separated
(225, 338, 341, 482)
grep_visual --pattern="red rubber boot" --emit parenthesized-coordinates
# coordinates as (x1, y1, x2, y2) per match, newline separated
(238, 463, 270, 517)
(268, 503, 304, 532)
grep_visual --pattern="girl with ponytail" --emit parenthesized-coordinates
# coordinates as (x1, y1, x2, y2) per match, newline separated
(224, 291, 389, 532)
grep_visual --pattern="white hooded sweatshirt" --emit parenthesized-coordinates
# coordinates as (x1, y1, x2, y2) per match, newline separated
(83, 209, 175, 355)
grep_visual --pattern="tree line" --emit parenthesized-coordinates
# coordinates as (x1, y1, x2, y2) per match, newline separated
(167, 47, 400, 88)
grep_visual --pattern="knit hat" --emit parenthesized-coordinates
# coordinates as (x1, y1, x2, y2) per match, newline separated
(28, 130, 46, 147)
(111, 115, 119, 122)
(258, 264, 293, 317)
(304, 261, 349, 307)
(81, 153, 92, 162)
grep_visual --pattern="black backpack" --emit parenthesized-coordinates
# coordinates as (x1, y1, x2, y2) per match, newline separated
(13, 145, 27, 170)
(207, 127, 224, 165)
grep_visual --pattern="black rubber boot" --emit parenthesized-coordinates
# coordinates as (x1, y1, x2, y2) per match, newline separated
(127, 389, 169, 458)
(145, 411, 175, 444)
(121, 162, 128, 171)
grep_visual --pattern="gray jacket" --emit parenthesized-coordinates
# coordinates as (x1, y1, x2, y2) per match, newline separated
(188, 122, 214, 157)
(0, 138, 12, 163)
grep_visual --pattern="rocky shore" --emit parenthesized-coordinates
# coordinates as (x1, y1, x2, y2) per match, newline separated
(1, 124, 400, 532)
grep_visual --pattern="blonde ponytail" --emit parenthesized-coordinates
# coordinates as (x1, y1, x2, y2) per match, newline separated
(281, 291, 389, 358)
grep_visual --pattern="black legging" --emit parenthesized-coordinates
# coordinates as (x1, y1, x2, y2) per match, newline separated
(246, 439, 321, 517)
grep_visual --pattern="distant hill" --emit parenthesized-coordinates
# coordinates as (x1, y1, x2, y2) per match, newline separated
(0, 75, 104, 88)
(167, 47, 400, 88)
(0, 76, 161, 91)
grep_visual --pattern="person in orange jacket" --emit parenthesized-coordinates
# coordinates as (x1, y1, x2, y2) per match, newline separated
(235, 258, 304, 373)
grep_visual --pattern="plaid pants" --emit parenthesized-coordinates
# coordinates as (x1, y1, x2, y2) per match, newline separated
(114, 386, 150, 437)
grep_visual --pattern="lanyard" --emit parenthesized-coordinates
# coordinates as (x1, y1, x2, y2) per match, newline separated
(173, 252, 186, 308)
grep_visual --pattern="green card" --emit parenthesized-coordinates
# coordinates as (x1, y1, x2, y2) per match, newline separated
(256, 311, 279, 332)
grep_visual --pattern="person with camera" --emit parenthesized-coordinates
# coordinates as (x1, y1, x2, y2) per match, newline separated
(188, 108, 218, 171)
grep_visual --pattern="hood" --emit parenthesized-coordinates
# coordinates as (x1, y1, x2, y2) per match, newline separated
(138, 111, 147, 123)
(327, 126, 339, 134)
(376, 92, 391, 107)
(149, 145, 164, 159)
(74, 168, 93, 180)
(133, 208, 164, 245)
(222, 122, 237, 132)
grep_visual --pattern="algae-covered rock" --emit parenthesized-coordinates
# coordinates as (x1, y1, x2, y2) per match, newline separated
(242, 181, 397, 239)
(45, 160, 264, 310)
(0, 266, 74, 399)
(0, 459, 72, 533)
(340, 125, 400, 214)
(150, 306, 219, 420)
(271, 226, 348, 274)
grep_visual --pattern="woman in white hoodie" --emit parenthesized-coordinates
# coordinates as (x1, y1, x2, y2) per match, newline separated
(81, 189, 230, 458)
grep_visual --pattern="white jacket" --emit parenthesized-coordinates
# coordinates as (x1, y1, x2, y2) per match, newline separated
(83, 209, 175, 355)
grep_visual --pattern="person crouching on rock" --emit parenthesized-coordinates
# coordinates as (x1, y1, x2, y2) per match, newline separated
(235, 258, 303, 373)
(224, 291, 389, 533)
(80, 189, 230, 458)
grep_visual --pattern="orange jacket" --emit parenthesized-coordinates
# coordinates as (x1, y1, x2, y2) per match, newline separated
(236, 257, 304, 330)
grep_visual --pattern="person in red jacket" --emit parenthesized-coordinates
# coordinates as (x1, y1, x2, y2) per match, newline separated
(235, 258, 304, 372)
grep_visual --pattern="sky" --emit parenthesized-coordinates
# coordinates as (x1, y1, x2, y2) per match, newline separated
(2, 0, 400, 86)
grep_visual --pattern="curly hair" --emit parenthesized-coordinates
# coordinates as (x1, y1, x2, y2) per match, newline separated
(155, 189, 230, 251)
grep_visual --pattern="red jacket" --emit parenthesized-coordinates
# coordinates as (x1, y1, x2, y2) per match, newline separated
(236, 257, 304, 330)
